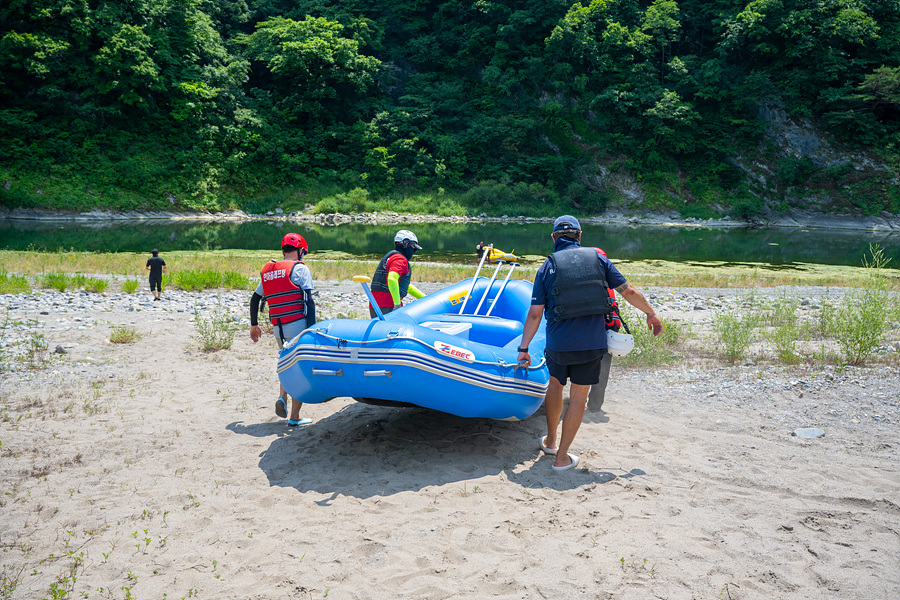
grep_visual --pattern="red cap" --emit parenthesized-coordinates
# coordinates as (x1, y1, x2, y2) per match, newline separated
(281, 233, 308, 253)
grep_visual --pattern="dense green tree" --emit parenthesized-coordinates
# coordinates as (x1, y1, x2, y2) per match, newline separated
(241, 16, 379, 124)
(1, 0, 898, 214)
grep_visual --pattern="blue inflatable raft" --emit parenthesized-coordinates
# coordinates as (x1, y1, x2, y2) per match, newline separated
(276, 277, 549, 420)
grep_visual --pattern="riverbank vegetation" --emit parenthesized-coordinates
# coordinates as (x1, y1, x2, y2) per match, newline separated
(1, 249, 898, 368)
(2, 1, 900, 219)
(2, 249, 899, 291)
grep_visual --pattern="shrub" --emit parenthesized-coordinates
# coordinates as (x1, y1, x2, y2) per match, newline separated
(193, 305, 237, 352)
(777, 156, 816, 187)
(712, 306, 758, 364)
(312, 187, 372, 214)
(765, 294, 802, 364)
(25, 324, 48, 369)
(110, 325, 141, 344)
(222, 271, 251, 290)
(169, 269, 223, 291)
(824, 243, 900, 365)
(40, 272, 69, 291)
(617, 304, 683, 367)
(830, 288, 894, 365)
(0, 271, 30, 294)
(729, 190, 765, 221)
(84, 277, 109, 293)
(122, 279, 140, 294)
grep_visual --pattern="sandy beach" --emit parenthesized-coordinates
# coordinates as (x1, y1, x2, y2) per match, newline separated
(1, 284, 898, 599)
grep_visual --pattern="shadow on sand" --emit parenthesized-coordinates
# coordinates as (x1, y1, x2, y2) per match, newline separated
(227, 401, 646, 503)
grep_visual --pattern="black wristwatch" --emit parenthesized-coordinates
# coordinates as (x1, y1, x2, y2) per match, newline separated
(517, 346, 529, 353)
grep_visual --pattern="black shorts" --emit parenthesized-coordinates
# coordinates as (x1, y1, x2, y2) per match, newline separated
(149, 276, 162, 291)
(546, 350, 606, 386)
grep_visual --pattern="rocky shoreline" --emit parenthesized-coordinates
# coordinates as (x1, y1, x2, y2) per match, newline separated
(2, 204, 898, 232)
(3, 281, 896, 381)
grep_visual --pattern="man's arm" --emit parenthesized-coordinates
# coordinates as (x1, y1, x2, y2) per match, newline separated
(387, 271, 403, 307)
(407, 283, 425, 299)
(516, 304, 544, 367)
(615, 283, 663, 336)
(249, 291, 263, 342)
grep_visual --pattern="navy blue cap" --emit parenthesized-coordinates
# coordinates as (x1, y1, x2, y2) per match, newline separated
(552, 215, 581, 232)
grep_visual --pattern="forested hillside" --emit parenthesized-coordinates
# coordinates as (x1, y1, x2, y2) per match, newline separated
(2, 0, 899, 218)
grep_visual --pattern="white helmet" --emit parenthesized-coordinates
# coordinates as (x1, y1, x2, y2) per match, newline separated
(394, 229, 422, 250)
(606, 329, 635, 357)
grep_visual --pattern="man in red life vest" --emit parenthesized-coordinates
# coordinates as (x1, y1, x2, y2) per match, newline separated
(249, 233, 316, 426)
(369, 229, 426, 317)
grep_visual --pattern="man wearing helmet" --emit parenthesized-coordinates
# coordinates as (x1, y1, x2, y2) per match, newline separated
(369, 229, 426, 317)
(249, 233, 316, 426)
(517, 216, 662, 471)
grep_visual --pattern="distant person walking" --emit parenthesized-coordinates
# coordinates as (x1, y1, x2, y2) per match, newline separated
(145, 249, 166, 300)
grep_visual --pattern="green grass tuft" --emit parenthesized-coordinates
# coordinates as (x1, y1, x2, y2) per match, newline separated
(0, 271, 30, 294)
(110, 325, 142, 344)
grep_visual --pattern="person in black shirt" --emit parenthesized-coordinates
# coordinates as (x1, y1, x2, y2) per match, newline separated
(145, 249, 167, 300)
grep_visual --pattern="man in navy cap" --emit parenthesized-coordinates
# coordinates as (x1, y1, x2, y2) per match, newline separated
(517, 215, 663, 471)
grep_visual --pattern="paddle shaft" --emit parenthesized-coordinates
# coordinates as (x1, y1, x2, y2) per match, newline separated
(359, 281, 385, 320)
(460, 243, 490, 315)
(485, 262, 518, 317)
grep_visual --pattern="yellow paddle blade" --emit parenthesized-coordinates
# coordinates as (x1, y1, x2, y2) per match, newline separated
(353, 275, 372, 283)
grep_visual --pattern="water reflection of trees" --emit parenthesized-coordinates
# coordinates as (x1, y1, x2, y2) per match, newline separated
(0, 221, 897, 267)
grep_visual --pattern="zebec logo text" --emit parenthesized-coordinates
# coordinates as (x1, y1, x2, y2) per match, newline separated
(433, 341, 475, 362)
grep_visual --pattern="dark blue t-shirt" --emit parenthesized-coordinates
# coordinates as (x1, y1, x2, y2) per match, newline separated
(532, 238, 627, 352)
(146, 256, 166, 280)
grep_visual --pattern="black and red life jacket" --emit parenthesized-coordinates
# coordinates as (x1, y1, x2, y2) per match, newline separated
(261, 259, 306, 326)
(594, 247, 623, 330)
(371, 250, 411, 298)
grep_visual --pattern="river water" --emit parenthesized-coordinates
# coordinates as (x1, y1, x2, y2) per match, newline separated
(1, 220, 898, 267)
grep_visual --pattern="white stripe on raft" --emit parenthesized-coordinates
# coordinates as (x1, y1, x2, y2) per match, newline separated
(277, 345, 547, 398)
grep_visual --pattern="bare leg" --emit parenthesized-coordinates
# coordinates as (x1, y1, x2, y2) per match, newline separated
(289, 399, 302, 421)
(554, 383, 589, 468)
(543, 377, 565, 451)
